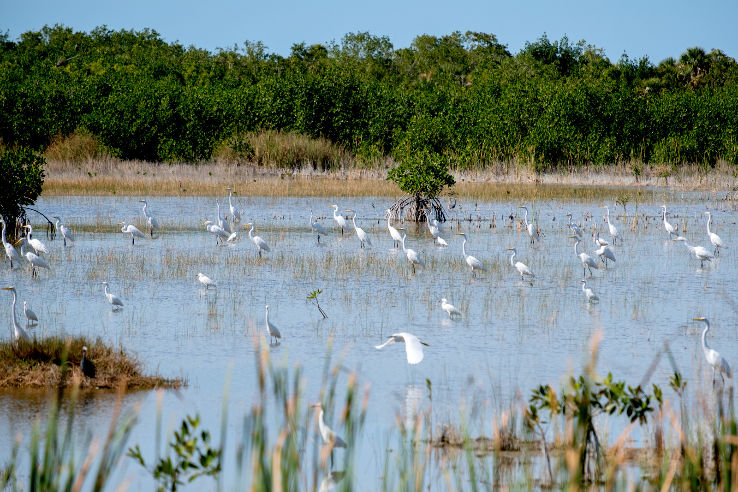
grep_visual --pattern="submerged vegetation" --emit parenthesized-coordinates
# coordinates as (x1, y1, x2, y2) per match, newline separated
(1, 27, 737, 171)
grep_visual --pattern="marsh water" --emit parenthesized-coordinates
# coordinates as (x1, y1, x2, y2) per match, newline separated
(1, 190, 737, 488)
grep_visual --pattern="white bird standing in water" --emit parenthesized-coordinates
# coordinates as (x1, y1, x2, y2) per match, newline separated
(571, 236, 599, 277)
(197, 273, 216, 289)
(423, 207, 448, 246)
(330, 204, 348, 235)
(457, 233, 486, 276)
(593, 243, 616, 268)
(661, 205, 677, 237)
(673, 236, 714, 267)
(227, 187, 241, 224)
(311, 402, 347, 468)
(203, 220, 229, 244)
(592, 228, 609, 247)
(1, 218, 21, 268)
(507, 247, 535, 281)
(519, 205, 539, 244)
(601, 206, 621, 244)
(347, 211, 371, 248)
(581, 280, 599, 303)
(118, 221, 146, 245)
(386, 209, 403, 248)
(216, 200, 232, 235)
(441, 298, 461, 318)
(23, 301, 38, 326)
(703, 212, 724, 256)
(265, 305, 281, 344)
(23, 224, 49, 255)
(398, 228, 424, 273)
(52, 216, 74, 246)
(375, 332, 428, 365)
(243, 222, 271, 257)
(310, 210, 327, 243)
(694, 317, 732, 386)
(566, 213, 583, 239)
(2, 286, 31, 342)
(16, 239, 50, 277)
(139, 199, 160, 237)
(101, 282, 123, 310)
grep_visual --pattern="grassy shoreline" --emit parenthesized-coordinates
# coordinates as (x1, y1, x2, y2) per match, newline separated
(41, 158, 738, 199)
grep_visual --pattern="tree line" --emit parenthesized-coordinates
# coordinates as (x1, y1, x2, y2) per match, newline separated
(1, 25, 737, 169)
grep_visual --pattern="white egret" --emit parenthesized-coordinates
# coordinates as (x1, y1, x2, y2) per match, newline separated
(101, 281, 123, 310)
(0, 218, 21, 268)
(441, 298, 461, 318)
(243, 222, 271, 256)
(386, 209, 403, 248)
(23, 301, 38, 326)
(593, 243, 616, 268)
(16, 239, 50, 277)
(23, 224, 49, 255)
(52, 216, 74, 246)
(118, 221, 146, 245)
(226, 231, 238, 243)
(581, 280, 599, 303)
(216, 200, 232, 235)
(265, 305, 281, 344)
(661, 205, 677, 237)
(673, 236, 714, 267)
(375, 332, 428, 365)
(81, 346, 96, 378)
(139, 199, 160, 237)
(566, 213, 583, 239)
(571, 236, 599, 277)
(519, 205, 539, 244)
(507, 247, 535, 281)
(2, 286, 31, 342)
(310, 210, 328, 243)
(601, 206, 621, 244)
(203, 220, 229, 244)
(424, 210, 448, 246)
(703, 212, 724, 256)
(592, 229, 609, 247)
(347, 211, 371, 248)
(311, 402, 347, 467)
(397, 228, 424, 273)
(694, 317, 732, 386)
(197, 273, 216, 289)
(457, 233, 486, 276)
(227, 187, 241, 223)
(330, 204, 348, 235)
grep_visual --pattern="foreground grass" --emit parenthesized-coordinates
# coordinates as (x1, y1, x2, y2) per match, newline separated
(0, 337, 183, 390)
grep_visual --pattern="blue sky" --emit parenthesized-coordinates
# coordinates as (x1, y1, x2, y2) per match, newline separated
(2, 0, 736, 63)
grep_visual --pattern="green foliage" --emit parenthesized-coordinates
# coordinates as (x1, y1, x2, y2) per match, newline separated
(127, 414, 221, 492)
(0, 147, 45, 238)
(387, 152, 455, 199)
(307, 288, 327, 318)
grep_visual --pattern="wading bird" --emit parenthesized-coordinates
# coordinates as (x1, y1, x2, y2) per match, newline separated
(398, 228, 424, 273)
(571, 236, 599, 277)
(441, 298, 461, 318)
(101, 281, 123, 311)
(52, 216, 74, 246)
(197, 273, 216, 289)
(2, 286, 31, 342)
(81, 346, 96, 378)
(0, 218, 21, 268)
(593, 243, 616, 268)
(601, 206, 621, 244)
(243, 222, 271, 256)
(581, 280, 599, 303)
(310, 210, 327, 244)
(311, 402, 347, 467)
(386, 209, 403, 248)
(24, 301, 38, 326)
(16, 239, 50, 277)
(592, 228, 609, 248)
(703, 212, 724, 256)
(139, 199, 160, 237)
(424, 207, 448, 246)
(375, 332, 428, 365)
(673, 236, 714, 267)
(330, 204, 348, 235)
(227, 187, 241, 224)
(347, 211, 371, 248)
(23, 224, 49, 255)
(519, 205, 539, 244)
(661, 205, 677, 237)
(507, 247, 535, 281)
(118, 221, 146, 245)
(216, 200, 232, 235)
(457, 233, 486, 276)
(566, 213, 583, 239)
(203, 220, 229, 244)
(694, 317, 732, 386)
(265, 305, 281, 344)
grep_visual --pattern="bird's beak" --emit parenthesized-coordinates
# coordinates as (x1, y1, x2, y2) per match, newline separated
(693, 317, 705, 321)
(506, 247, 514, 250)
(456, 233, 464, 236)
(421, 341, 430, 346)
(242, 223, 251, 226)
(23, 225, 30, 229)
(568, 235, 577, 239)
(2, 287, 12, 291)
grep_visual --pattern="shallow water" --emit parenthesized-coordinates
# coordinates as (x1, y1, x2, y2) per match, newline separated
(1, 191, 737, 488)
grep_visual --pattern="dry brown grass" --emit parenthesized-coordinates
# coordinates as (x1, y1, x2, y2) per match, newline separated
(0, 336, 182, 390)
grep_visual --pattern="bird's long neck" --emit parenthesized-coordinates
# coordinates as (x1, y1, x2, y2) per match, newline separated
(701, 323, 710, 352)
(573, 240, 580, 256)
(142, 202, 148, 216)
(581, 281, 586, 293)
(310, 212, 314, 226)
(333, 208, 339, 220)
(351, 215, 357, 227)
(387, 216, 392, 230)
(400, 233, 407, 252)
(265, 308, 269, 326)
(510, 251, 516, 266)
(523, 208, 529, 225)
(706, 215, 711, 234)
(55, 218, 61, 231)
(228, 192, 234, 208)
(249, 226, 255, 239)
(104, 284, 110, 296)
(10, 290, 19, 334)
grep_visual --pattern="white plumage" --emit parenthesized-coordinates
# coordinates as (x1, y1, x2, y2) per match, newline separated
(375, 332, 428, 365)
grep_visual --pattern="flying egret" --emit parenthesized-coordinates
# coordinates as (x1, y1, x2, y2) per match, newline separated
(601, 206, 621, 244)
(581, 280, 599, 303)
(227, 187, 241, 224)
(593, 243, 616, 268)
(16, 239, 50, 277)
(571, 236, 599, 277)
(441, 298, 461, 318)
(310, 210, 328, 243)
(386, 209, 403, 248)
(661, 205, 677, 237)
(197, 273, 216, 289)
(243, 223, 271, 256)
(398, 228, 424, 273)
(330, 204, 348, 235)
(23, 225, 49, 255)
(81, 346, 96, 378)
(203, 220, 229, 244)
(375, 332, 428, 365)
(311, 402, 347, 467)
(265, 305, 281, 344)
(457, 233, 486, 276)
(216, 200, 232, 235)
(52, 216, 74, 246)
(507, 248, 535, 281)
(694, 317, 732, 386)
(673, 236, 714, 267)
(118, 221, 146, 245)
(23, 301, 38, 326)
(0, 218, 21, 268)
(519, 205, 539, 244)
(347, 211, 371, 248)
(2, 286, 31, 342)
(566, 213, 583, 239)
(139, 199, 160, 237)
(101, 281, 123, 310)
(703, 212, 724, 256)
